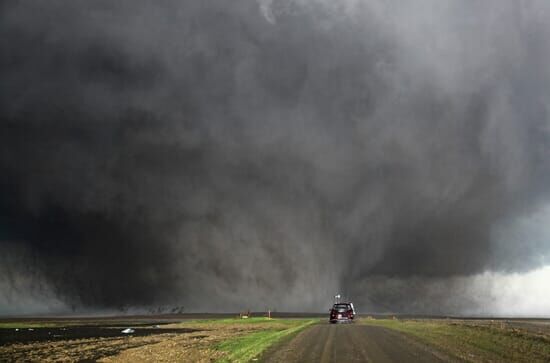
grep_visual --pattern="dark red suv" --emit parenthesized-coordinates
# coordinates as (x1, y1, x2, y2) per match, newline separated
(329, 302, 355, 323)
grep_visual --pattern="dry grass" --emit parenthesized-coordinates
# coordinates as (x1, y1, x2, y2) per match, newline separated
(361, 318, 550, 363)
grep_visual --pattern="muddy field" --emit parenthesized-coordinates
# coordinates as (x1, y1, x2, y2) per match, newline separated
(0, 325, 196, 345)
(1, 330, 213, 362)
(0, 314, 311, 362)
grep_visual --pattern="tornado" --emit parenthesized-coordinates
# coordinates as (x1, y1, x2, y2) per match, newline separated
(1, 0, 550, 316)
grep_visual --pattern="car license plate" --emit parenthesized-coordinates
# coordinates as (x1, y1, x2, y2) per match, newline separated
(337, 314, 342, 319)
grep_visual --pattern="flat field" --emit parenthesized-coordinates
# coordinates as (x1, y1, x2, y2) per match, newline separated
(1, 315, 550, 362)
(0, 314, 316, 362)
(360, 317, 550, 362)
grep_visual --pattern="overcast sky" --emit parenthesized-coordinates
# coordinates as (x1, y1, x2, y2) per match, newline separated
(1, 0, 550, 315)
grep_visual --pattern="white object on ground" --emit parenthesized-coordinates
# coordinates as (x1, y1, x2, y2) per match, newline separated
(121, 328, 135, 334)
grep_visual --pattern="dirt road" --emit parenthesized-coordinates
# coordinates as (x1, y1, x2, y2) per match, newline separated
(261, 323, 452, 363)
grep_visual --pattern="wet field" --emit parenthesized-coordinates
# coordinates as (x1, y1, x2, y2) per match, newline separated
(0, 324, 196, 345)
(0, 312, 324, 346)
(0, 316, 211, 362)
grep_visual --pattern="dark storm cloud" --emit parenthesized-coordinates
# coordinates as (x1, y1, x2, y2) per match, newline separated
(1, 0, 550, 314)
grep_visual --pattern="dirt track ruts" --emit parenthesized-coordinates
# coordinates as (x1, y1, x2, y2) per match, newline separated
(261, 323, 453, 363)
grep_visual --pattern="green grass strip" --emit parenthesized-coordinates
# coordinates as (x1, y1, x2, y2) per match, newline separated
(216, 319, 317, 363)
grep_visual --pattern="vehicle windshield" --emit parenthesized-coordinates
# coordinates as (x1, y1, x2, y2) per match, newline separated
(333, 304, 350, 310)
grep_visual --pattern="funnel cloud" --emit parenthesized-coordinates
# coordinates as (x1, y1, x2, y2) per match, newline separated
(1, 0, 550, 315)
